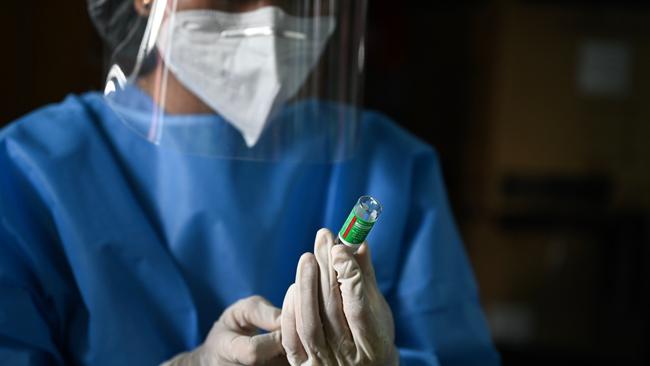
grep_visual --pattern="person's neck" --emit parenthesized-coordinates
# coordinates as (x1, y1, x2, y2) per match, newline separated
(137, 62, 213, 115)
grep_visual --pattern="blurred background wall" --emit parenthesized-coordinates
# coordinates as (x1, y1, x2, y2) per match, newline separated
(2, 0, 649, 364)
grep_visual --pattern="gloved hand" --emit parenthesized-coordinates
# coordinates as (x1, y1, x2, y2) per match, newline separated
(162, 296, 288, 366)
(281, 229, 398, 365)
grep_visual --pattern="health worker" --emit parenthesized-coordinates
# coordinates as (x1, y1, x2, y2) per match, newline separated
(0, 0, 500, 365)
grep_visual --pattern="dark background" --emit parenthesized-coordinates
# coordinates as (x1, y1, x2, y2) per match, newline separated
(2, 0, 649, 364)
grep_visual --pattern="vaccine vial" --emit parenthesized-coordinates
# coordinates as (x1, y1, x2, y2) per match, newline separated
(336, 195, 382, 252)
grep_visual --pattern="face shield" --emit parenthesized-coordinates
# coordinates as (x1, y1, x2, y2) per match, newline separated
(93, 0, 367, 162)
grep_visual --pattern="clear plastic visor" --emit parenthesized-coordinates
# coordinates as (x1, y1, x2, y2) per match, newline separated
(103, 0, 367, 162)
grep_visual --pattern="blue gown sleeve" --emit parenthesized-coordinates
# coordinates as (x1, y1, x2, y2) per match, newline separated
(0, 135, 65, 365)
(391, 149, 500, 366)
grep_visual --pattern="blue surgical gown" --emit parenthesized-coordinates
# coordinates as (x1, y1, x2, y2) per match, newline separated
(0, 88, 500, 365)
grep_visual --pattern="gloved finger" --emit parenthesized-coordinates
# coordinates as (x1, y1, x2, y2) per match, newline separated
(222, 295, 281, 333)
(281, 284, 307, 365)
(354, 242, 378, 284)
(313, 229, 355, 359)
(331, 245, 366, 323)
(295, 253, 331, 362)
(225, 330, 284, 365)
(313, 229, 335, 306)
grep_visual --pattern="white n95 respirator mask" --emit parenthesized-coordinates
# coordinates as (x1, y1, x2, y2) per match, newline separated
(156, 6, 336, 147)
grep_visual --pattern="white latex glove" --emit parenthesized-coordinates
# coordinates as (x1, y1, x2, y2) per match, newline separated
(162, 296, 289, 366)
(281, 229, 398, 365)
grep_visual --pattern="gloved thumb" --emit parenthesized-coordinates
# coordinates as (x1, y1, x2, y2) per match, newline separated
(230, 330, 284, 365)
(331, 244, 366, 321)
(223, 295, 282, 333)
(353, 242, 377, 283)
